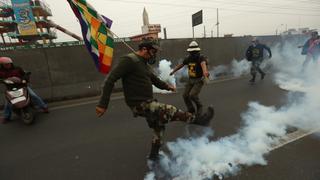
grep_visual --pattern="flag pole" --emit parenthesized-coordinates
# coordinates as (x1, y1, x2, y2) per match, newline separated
(109, 31, 136, 53)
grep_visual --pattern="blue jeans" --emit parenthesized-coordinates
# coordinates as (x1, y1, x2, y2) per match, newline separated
(3, 87, 47, 119)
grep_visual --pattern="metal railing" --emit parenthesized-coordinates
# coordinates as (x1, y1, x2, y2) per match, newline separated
(30, 0, 52, 16)
(0, 40, 85, 50)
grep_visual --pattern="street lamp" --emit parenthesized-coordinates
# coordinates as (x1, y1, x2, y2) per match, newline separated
(275, 24, 284, 35)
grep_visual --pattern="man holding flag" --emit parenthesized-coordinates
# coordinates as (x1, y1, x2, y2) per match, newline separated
(95, 40, 214, 161)
(67, 0, 114, 74)
(67, 0, 214, 161)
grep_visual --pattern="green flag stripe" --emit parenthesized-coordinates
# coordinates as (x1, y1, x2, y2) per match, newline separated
(87, 6, 98, 18)
(78, 0, 87, 6)
(106, 37, 114, 48)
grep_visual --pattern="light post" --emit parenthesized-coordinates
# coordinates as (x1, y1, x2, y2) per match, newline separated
(275, 24, 284, 35)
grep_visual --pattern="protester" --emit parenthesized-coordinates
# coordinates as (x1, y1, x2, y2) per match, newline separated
(245, 37, 272, 83)
(170, 41, 210, 115)
(301, 31, 320, 68)
(96, 40, 214, 161)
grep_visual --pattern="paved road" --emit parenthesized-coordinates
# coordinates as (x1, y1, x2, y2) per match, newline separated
(0, 76, 319, 180)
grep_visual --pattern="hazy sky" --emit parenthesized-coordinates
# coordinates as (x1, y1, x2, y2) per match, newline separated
(47, 0, 320, 42)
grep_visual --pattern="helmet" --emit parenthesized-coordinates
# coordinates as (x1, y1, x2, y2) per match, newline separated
(0, 57, 12, 64)
(187, 41, 201, 52)
(138, 40, 161, 51)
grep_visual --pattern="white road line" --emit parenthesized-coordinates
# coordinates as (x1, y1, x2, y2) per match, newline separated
(270, 129, 319, 151)
(48, 76, 243, 111)
(49, 95, 124, 111)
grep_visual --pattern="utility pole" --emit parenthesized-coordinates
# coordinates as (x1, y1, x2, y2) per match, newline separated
(193, 27, 194, 39)
(163, 27, 167, 39)
(203, 26, 206, 38)
(216, 8, 219, 38)
(285, 24, 288, 32)
(211, 30, 213, 38)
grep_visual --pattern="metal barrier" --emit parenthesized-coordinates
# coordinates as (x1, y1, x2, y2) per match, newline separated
(0, 41, 85, 50)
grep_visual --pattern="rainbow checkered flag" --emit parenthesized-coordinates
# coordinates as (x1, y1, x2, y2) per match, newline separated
(67, 0, 114, 74)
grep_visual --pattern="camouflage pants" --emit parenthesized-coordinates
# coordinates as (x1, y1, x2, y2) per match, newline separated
(250, 58, 264, 77)
(131, 99, 194, 145)
(183, 78, 204, 114)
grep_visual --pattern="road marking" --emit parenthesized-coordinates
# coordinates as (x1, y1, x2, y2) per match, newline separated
(48, 76, 244, 111)
(49, 95, 124, 111)
(270, 129, 319, 151)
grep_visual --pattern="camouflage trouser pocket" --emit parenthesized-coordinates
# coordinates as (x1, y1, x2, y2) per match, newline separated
(132, 99, 178, 129)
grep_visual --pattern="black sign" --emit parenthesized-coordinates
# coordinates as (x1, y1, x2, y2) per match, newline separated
(192, 10, 203, 27)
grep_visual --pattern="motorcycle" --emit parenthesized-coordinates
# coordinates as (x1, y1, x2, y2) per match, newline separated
(1, 72, 36, 125)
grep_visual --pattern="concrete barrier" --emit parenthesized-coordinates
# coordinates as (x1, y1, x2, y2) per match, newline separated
(0, 35, 308, 105)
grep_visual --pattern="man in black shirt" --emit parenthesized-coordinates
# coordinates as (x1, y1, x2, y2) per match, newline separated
(245, 37, 272, 83)
(170, 41, 210, 115)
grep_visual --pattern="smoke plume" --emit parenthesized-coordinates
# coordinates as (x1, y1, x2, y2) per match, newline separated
(153, 59, 176, 94)
(146, 38, 320, 180)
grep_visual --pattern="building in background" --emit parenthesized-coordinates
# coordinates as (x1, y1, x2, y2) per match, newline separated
(130, 7, 161, 41)
(281, 27, 318, 36)
(0, 0, 81, 46)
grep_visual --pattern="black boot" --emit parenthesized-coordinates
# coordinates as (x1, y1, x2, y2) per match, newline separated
(148, 141, 161, 161)
(192, 106, 214, 126)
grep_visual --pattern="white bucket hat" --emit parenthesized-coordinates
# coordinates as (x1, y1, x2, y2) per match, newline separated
(187, 41, 201, 52)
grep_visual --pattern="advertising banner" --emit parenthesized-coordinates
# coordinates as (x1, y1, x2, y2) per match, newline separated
(11, 0, 38, 35)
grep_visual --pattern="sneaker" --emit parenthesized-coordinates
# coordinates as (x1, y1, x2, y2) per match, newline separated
(42, 107, 49, 113)
(261, 72, 266, 80)
(249, 78, 255, 83)
(192, 106, 214, 126)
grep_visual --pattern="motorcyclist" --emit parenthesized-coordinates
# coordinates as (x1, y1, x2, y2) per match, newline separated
(0, 57, 49, 124)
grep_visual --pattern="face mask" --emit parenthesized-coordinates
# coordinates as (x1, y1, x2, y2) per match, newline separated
(190, 51, 200, 59)
(147, 50, 157, 65)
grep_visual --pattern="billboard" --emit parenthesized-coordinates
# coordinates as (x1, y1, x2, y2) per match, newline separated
(142, 24, 161, 34)
(11, 0, 38, 35)
(148, 24, 161, 33)
(192, 10, 203, 27)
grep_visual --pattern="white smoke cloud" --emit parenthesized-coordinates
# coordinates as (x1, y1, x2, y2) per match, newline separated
(230, 59, 251, 78)
(209, 65, 228, 80)
(145, 39, 320, 180)
(158, 57, 252, 87)
(153, 59, 177, 94)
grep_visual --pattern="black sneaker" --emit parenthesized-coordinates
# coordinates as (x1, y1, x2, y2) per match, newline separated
(192, 106, 214, 126)
(249, 78, 255, 83)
